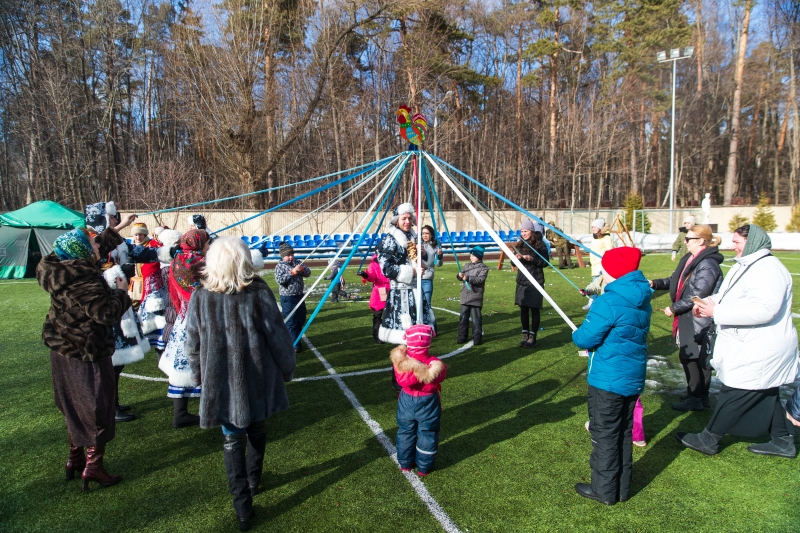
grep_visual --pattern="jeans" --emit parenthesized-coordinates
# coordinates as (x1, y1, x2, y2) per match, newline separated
(396, 391, 441, 473)
(421, 279, 433, 307)
(280, 293, 306, 344)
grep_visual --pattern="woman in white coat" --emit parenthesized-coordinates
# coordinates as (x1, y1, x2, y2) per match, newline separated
(676, 224, 799, 458)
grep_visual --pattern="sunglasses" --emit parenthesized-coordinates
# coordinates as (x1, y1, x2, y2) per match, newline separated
(685, 237, 702, 243)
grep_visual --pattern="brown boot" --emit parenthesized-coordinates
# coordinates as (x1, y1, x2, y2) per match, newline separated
(66, 434, 85, 481)
(81, 444, 122, 491)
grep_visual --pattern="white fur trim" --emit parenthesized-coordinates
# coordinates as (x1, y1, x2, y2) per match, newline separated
(157, 246, 173, 264)
(119, 312, 138, 338)
(111, 344, 145, 366)
(250, 250, 265, 270)
(386, 226, 416, 248)
(400, 313, 413, 330)
(138, 334, 152, 355)
(154, 315, 166, 329)
(158, 229, 181, 250)
(396, 264, 415, 286)
(144, 296, 165, 313)
(378, 325, 408, 345)
(103, 265, 126, 289)
(105, 201, 117, 217)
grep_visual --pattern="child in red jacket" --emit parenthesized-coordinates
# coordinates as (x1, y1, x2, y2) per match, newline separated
(390, 324, 447, 476)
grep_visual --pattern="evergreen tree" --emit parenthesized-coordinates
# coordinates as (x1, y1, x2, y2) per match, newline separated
(728, 213, 749, 232)
(623, 193, 651, 233)
(786, 205, 800, 232)
(751, 193, 777, 231)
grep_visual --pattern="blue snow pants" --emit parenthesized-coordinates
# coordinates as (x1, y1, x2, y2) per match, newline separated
(396, 391, 441, 473)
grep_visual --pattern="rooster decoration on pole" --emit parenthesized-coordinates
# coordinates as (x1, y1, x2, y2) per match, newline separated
(396, 105, 428, 146)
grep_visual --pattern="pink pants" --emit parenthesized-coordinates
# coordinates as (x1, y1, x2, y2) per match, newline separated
(632, 397, 645, 442)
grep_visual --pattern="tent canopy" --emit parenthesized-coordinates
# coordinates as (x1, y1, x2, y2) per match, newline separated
(0, 201, 84, 279)
(0, 200, 84, 229)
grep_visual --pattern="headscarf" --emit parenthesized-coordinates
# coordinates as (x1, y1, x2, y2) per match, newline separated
(742, 224, 772, 257)
(169, 229, 210, 316)
(54, 229, 94, 261)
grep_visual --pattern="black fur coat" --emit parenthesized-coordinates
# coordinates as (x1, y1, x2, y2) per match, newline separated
(184, 277, 296, 428)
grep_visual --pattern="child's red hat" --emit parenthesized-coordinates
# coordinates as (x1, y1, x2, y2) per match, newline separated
(601, 247, 642, 279)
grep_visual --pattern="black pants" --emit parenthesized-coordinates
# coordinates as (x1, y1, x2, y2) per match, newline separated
(458, 305, 482, 343)
(707, 385, 796, 439)
(520, 307, 540, 336)
(372, 310, 382, 341)
(587, 385, 638, 502)
(681, 359, 711, 398)
(113, 364, 124, 407)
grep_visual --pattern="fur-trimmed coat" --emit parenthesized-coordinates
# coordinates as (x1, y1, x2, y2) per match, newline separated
(184, 277, 296, 429)
(102, 266, 151, 366)
(37, 253, 132, 362)
(390, 345, 447, 396)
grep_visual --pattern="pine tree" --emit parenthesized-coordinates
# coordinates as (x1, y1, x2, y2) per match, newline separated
(786, 205, 800, 232)
(623, 193, 651, 233)
(751, 193, 777, 231)
(728, 213, 749, 232)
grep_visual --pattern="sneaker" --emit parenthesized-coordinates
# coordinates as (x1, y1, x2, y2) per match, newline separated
(400, 467, 413, 472)
(584, 420, 590, 432)
(633, 440, 647, 447)
(416, 470, 429, 477)
(581, 300, 593, 311)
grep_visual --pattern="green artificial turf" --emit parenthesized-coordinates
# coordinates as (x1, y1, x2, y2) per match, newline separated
(1, 252, 799, 532)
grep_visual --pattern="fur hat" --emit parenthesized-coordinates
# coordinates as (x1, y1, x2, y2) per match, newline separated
(591, 218, 606, 230)
(153, 225, 169, 236)
(403, 324, 435, 355)
(520, 218, 535, 232)
(601, 247, 642, 279)
(470, 245, 485, 259)
(389, 202, 416, 227)
(250, 249, 265, 270)
(279, 241, 294, 257)
(156, 229, 182, 264)
(131, 222, 148, 236)
(84, 201, 117, 234)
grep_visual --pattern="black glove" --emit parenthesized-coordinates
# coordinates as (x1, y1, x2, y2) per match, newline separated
(456, 273, 462, 281)
(170, 246, 180, 259)
(357, 270, 368, 279)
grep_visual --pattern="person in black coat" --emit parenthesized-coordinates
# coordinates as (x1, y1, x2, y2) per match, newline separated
(649, 225, 723, 411)
(513, 219, 549, 348)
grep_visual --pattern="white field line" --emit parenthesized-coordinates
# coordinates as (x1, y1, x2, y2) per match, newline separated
(302, 336, 462, 533)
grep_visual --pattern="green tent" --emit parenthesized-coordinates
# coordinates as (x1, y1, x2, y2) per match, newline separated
(0, 201, 85, 279)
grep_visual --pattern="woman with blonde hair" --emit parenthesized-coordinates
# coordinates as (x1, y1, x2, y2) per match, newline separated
(185, 236, 296, 531)
(649, 225, 724, 411)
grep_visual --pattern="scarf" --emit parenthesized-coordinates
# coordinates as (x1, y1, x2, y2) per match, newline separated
(168, 229, 209, 317)
(742, 224, 772, 257)
(54, 229, 94, 261)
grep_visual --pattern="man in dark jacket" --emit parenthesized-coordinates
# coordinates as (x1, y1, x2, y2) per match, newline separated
(572, 246, 652, 506)
(457, 245, 489, 345)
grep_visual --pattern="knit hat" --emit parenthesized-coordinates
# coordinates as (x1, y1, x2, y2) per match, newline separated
(84, 201, 117, 234)
(601, 246, 642, 279)
(520, 218, 535, 232)
(403, 324, 435, 356)
(389, 202, 416, 227)
(591, 218, 605, 230)
(279, 241, 294, 257)
(470, 245, 485, 259)
(683, 214, 696, 225)
(131, 222, 149, 236)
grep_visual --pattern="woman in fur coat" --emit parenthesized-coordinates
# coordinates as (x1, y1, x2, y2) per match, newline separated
(36, 228, 131, 490)
(159, 228, 210, 428)
(185, 237, 296, 532)
(376, 202, 433, 345)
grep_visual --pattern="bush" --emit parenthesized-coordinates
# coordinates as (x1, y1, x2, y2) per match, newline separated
(623, 193, 651, 233)
(751, 193, 777, 231)
(786, 204, 800, 232)
(728, 213, 749, 232)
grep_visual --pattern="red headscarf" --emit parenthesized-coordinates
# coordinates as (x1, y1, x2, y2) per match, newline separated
(168, 229, 210, 317)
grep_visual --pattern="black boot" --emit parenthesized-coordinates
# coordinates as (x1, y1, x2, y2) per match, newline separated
(747, 436, 797, 458)
(223, 433, 253, 531)
(172, 397, 200, 429)
(246, 421, 267, 496)
(675, 429, 722, 456)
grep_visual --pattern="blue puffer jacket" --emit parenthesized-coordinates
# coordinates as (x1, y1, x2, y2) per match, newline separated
(572, 269, 652, 397)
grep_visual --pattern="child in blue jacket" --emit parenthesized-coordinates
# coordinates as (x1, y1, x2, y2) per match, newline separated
(572, 246, 651, 506)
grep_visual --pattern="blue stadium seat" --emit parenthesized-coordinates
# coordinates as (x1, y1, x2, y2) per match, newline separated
(324, 239, 335, 247)
(240, 236, 249, 244)
(313, 234, 323, 242)
(333, 233, 342, 241)
(303, 234, 312, 241)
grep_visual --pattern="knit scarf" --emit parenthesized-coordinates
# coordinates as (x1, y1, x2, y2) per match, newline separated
(168, 229, 209, 317)
(54, 229, 94, 261)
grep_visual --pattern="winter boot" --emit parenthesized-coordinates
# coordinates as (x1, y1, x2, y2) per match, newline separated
(518, 331, 530, 347)
(172, 397, 200, 429)
(671, 396, 704, 412)
(747, 436, 797, 459)
(115, 406, 136, 422)
(675, 429, 722, 456)
(246, 421, 267, 496)
(81, 444, 122, 491)
(65, 434, 85, 480)
(521, 332, 536, 348)
(223, 433, 253, 530)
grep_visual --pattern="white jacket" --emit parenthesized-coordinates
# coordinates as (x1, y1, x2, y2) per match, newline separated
(710, 249, 799, 389)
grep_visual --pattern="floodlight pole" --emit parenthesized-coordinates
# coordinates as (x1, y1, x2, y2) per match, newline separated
(658, 48, 692, 234)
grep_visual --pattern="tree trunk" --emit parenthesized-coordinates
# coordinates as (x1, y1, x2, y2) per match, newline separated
(723, 0, 752, 205)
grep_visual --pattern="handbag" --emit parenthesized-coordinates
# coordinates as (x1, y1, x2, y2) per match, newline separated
(697, 253, 770, 370)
